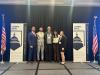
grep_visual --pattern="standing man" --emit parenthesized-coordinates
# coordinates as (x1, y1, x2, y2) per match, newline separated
(44, 26, 53, 62)
(37, 27, 44, 61)
(28, 26, 37, 62)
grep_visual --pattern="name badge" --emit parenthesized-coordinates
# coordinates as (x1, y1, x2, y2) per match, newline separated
(59, 42, 61, 44)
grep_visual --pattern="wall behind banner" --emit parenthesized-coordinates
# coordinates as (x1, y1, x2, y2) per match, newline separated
(0, 5, 100, 61)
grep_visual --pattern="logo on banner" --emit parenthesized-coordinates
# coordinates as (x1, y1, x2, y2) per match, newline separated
(73, 32, 83, 50)
(10, 33, 21, 50)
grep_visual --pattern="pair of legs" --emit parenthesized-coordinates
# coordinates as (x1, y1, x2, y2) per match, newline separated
(37, 41, 44, 61)
(59, 45, 65, 64)
(28, 47, 37, 61)
(53, 44, 59, 62)
(45, 44, 52, 61)
(61, 51, 65, 64)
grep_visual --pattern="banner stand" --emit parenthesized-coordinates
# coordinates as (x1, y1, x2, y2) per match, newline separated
(10, 23, 26, 63)
(73, 23, 88, 62)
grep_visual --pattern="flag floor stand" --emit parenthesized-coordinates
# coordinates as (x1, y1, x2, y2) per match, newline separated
(93, 57, 98, 64)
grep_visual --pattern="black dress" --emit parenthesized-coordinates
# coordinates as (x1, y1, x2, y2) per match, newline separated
(59, 35, 67, 52)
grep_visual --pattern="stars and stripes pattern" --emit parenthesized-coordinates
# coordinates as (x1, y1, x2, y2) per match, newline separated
(1, 14, 6, 55)
(92, 18, 98, 57)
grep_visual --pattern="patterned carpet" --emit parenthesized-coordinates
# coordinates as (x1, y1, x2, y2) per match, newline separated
(0, 62, 100, 75)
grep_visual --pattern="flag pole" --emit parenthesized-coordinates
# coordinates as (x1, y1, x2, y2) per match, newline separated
(1, 14, 5, 64)
(93, 16, 98, 63)
(93, 55, 96, 63)
(1, 51, 4, 64)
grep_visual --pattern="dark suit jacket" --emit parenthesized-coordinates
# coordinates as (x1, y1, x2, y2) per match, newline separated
(44, 32, 53, 45)
(28, 32, 37, 47)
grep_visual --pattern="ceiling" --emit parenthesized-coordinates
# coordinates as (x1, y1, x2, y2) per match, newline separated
(0, 0, 100, 6)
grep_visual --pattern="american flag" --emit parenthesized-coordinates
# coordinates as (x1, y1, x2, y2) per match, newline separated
(92, 16, 98, 57)
(1, 14, 6, 55)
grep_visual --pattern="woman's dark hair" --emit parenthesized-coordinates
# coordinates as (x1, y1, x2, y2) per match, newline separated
(53, 30, 58, 37)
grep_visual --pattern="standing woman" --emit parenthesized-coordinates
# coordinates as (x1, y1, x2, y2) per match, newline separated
(59, 31, 67, 64)
(53, 30, 60, 62)
(37, 27, 44, 61)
